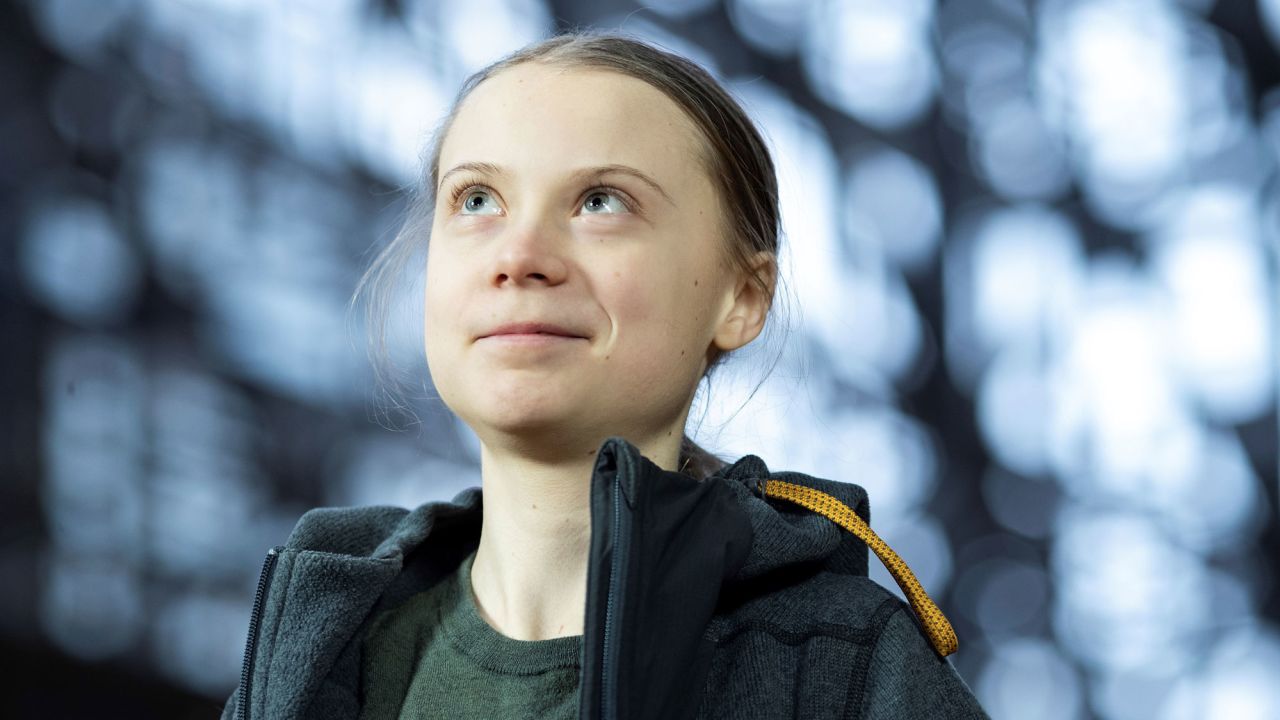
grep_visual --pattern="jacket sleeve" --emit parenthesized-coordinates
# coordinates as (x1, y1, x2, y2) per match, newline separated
(861, 606, 991, 720)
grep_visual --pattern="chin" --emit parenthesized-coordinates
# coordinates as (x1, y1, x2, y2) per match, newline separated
(469, 413, 596, 458)
(464, 390, 583, 434)
(479, 408, 567, 434)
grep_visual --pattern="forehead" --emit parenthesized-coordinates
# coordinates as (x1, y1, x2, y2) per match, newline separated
(438, 63, 707, 182)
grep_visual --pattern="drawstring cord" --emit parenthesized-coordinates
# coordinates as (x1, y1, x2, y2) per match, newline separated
(759, 479, 959, 657)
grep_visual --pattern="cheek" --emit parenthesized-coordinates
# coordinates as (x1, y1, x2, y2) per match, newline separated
(422, 256, 461, 365)
(423, 268, 442, 322)
(423, 247, 457, 326)
(604, 270, 709, 370)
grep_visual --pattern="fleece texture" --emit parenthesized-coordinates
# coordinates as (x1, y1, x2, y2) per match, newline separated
(221, 436, 989, 719)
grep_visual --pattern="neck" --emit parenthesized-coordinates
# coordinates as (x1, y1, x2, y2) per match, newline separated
(467, 429, 682, 641)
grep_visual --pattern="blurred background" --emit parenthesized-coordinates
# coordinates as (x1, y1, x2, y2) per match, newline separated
(2, 0, 1278, 717)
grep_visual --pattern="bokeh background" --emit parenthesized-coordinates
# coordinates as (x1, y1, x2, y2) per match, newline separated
(3, 0, 1279, 717)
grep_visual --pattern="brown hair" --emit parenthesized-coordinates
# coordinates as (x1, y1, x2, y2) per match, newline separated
(351, 31, 787, 480)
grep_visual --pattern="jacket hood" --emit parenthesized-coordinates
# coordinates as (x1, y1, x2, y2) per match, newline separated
(715, 452, 870, 581)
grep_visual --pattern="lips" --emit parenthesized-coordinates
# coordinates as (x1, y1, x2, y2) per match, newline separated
(478, 322, 586, 339)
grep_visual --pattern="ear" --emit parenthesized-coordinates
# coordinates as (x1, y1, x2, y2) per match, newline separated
(712, 250, 776, 353)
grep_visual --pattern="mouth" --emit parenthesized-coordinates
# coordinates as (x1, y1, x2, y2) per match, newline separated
(478, 322, 587, 340)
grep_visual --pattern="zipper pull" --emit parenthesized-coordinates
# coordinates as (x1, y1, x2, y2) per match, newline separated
(752, 477, 768, 498)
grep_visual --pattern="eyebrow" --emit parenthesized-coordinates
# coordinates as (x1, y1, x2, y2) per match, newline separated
(437, 162, 675, 206)
(438, 161, 506, 192)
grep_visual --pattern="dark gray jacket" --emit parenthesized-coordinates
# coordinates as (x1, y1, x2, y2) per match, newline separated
(222, 436, 989, 719)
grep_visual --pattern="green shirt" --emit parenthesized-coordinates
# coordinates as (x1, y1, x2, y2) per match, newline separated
(359, 550, 583, 719)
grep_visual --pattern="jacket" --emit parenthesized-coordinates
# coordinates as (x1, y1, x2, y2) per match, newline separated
(221, 436, 990, 719)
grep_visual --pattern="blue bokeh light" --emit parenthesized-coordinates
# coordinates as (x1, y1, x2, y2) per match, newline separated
(7, 0, 1277, 715)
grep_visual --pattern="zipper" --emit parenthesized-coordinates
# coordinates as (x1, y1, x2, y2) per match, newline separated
(600, 469, 631, 720)
(237, 546, 281, 720)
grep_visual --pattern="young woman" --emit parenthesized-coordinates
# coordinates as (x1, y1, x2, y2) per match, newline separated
(222, 33, 989, 720)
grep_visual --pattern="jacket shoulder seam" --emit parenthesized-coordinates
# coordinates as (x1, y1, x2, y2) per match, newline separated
(842, 598, 903, 720)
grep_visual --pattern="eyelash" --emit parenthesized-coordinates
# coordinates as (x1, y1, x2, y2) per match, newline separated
(444, 177, 639, 214)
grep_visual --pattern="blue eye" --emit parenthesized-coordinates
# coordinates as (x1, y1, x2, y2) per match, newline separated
(582, 191, 628, 214)
(460, 189, 500, 215)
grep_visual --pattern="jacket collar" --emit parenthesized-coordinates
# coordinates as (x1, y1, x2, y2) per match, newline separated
(263, 436, 869, 719)
(576, 438, 868, 719)
(282, 437, 870, 581)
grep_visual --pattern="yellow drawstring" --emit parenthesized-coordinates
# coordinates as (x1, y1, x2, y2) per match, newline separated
(760, 479, 959, 657)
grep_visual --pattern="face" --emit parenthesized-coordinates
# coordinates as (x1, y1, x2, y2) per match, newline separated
(423, 62, 767, 455)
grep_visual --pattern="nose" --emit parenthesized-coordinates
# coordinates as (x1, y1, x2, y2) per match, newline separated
(489, 213, 570, 288)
